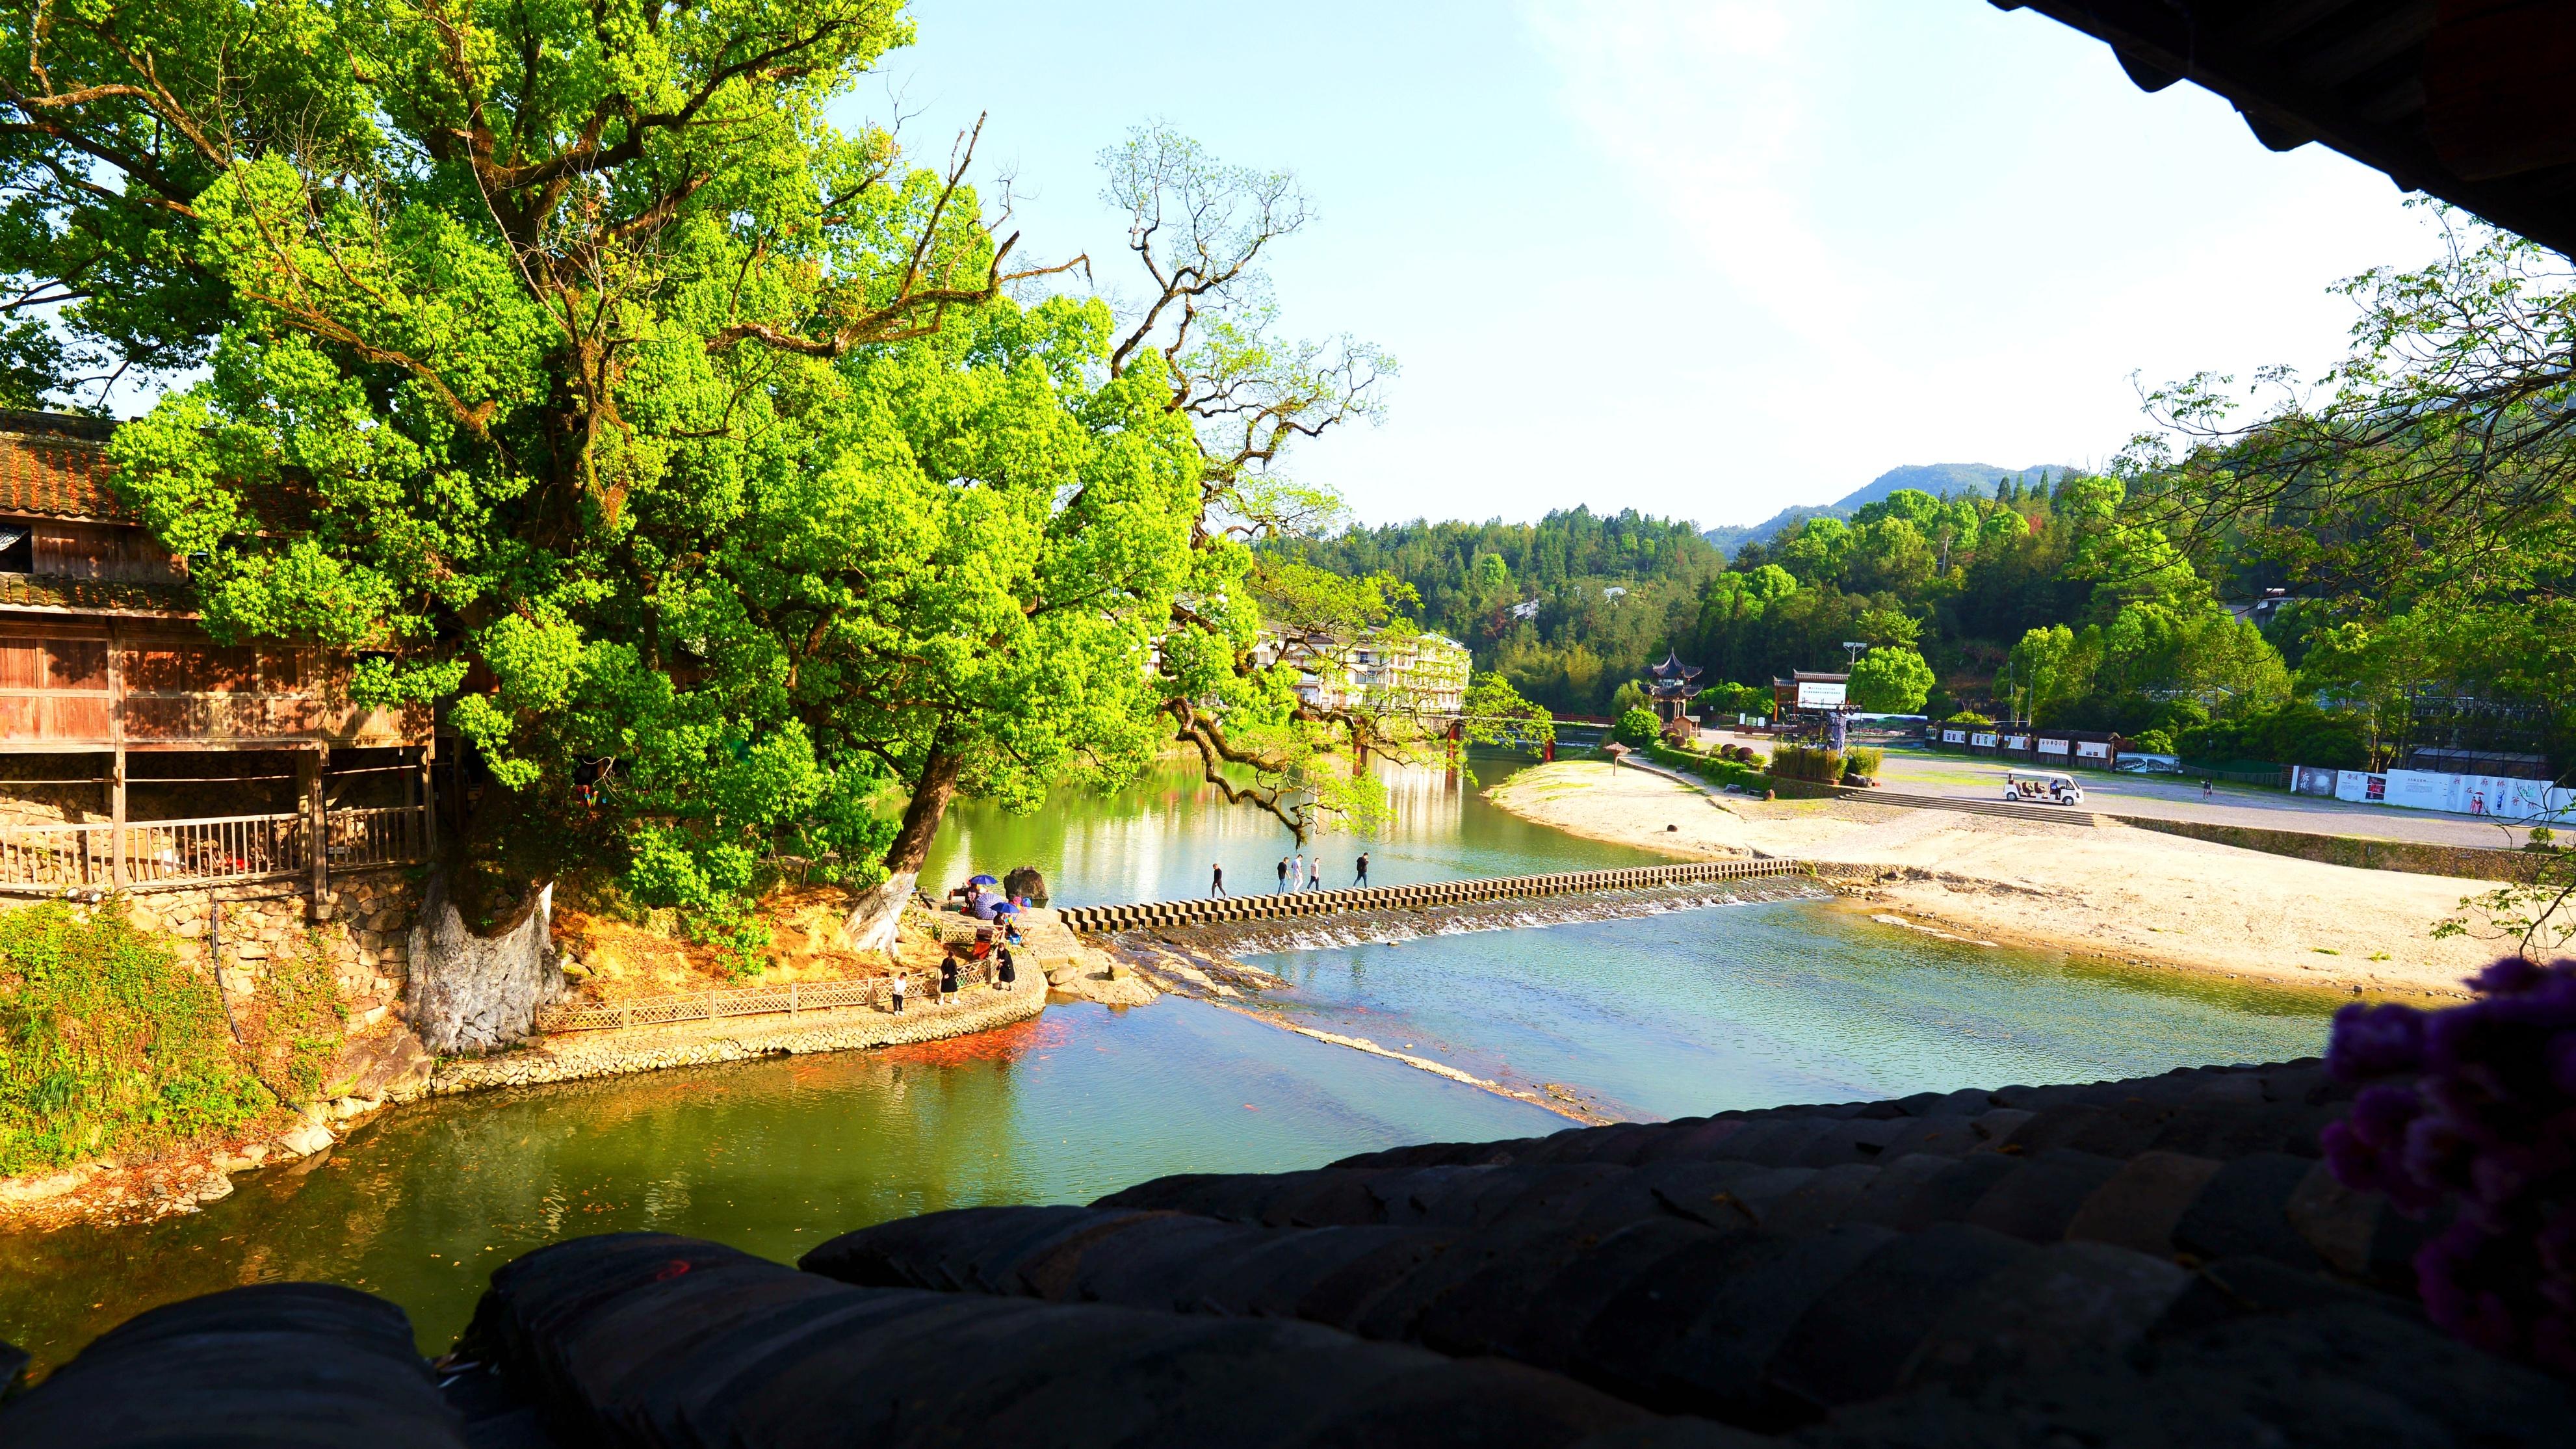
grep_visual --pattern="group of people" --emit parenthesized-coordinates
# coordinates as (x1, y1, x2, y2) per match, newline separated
(951, 874, 1028, 942)
(1205, 851, 1371, 896)
(889, 874, 1030, 1015)
(890, 924, 1018, 1014)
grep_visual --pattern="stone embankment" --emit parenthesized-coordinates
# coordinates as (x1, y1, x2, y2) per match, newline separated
(1, 905, 1081, 1230)
(428, 967, 1048, 1093)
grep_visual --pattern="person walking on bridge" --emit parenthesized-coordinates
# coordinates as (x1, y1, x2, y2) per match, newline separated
(1307, 858, 1323, 891)
(1276, 855, 1289, 891)
(1210, 863, 1227, 896)
(1355, 852, 1370, 887)
(1291, 852, 1305, 891)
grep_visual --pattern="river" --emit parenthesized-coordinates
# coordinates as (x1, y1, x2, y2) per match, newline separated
(0, 753, 2337, 1370)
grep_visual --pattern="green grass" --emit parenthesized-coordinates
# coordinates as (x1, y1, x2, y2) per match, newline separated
(0, 901, 337, 1176)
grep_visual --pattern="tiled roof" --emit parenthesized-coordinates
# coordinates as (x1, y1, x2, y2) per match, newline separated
(0, 417, 129, 521)
(0, 571, 194, 616)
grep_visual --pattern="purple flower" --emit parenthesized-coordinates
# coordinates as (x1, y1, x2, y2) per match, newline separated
(2326, 958, 2576, 1367)
(2471, 956, 2549, 999)
(2327, 1000, 2426, 1080)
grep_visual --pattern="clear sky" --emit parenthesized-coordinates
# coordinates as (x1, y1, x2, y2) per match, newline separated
(857, 0, 2446, 531)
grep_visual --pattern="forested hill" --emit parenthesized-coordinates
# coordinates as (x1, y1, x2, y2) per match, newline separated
(1277, 508, 1725, 714)
(1701, 462, 2069, 556)
(1278, 476, 2333, 768)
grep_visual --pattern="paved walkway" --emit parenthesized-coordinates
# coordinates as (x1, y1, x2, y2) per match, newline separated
(1824, 739, 2534, 849)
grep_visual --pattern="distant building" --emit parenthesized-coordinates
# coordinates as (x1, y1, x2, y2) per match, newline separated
(1253, 629, 1469, 718)
(1642, 648, 1702, 723)
(1507, 598, 1541, 621)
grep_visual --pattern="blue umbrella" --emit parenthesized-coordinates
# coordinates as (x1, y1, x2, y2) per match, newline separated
(967, 873, 999, 886)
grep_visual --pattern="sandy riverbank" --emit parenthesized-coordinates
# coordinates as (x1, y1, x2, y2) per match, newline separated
(1488, 760, 2517, 1000)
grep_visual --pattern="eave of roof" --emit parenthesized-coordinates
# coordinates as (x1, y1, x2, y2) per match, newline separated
(1994, 0, 2576, 255)
(0, 572, 198, 619)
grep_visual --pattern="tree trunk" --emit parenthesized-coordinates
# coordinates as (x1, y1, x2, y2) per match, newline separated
(842, 741, 965, 955)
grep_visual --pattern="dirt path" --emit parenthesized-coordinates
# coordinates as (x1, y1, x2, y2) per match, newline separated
(1488, 760, 2516, 1001)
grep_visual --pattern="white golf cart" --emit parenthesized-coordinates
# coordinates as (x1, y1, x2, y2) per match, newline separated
(2003, 769, 2085, 806)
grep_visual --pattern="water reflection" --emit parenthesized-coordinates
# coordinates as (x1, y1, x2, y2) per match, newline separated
(0, 1003, 1557, 1370)
(922, 753, 1650, 907)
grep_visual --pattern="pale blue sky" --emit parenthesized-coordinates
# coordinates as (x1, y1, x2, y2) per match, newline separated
(855, 1, 2444, 530)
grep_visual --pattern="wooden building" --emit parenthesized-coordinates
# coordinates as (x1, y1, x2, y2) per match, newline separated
(0, 412, 434, 908)
(1642, 649, 1702, 724)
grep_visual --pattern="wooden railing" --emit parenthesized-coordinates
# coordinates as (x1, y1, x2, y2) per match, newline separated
(0, 820, 114, 887)
(0, 803, 432, 891)
(122, 813, 305, 885)
(326, 805, 426, 870)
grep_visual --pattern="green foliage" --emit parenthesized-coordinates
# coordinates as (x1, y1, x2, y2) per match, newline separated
(0, 903, 275, 1175)
(1769, 744, 1845, 783)
(1847, 647, 1934, 713)
(1693, 681, 1773, 719)
(1645, 738, 1770, 792)
(1945, 711, 1994, 726)
(1609, 680, 1651, 717)
(1613, 707, 1661, 747)
(0, 0, 1058, 923)
(2133, 216, 2576, 790)
(1854, 608, 1922, 649)
(1460, 672, 1555, 753)
(1843, 746, 1885, 781)
(2179, 701, 2371, 770)
(1280, 507, 1726, 714)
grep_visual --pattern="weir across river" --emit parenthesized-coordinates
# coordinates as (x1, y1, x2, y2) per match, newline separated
(1054, 858, 1814, 933)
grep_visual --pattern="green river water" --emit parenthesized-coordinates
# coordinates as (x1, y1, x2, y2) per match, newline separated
(0, 753, 2339, 1370)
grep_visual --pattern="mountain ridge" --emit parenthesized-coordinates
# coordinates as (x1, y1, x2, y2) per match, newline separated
(1701, 462, 2071, 558)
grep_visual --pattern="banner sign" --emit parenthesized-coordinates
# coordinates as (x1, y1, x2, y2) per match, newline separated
(1795, 681, 1847, 709)
(1940, 728, 1966, 744)
(1971, 731, 1999, 748)
(2036, 738, 2070, 755)
(2291, 766, 2339, 796)
(2003, 733, 2032, 751)
(2114, 753, 2181, 774)
(2075, 740, 2111, 760)
(2334, 768, 2576, 822)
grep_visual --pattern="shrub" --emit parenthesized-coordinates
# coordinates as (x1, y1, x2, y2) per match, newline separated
(1945, 711, 1994, 726)
(1613, 707, 1661, 746)
(0, 902, 279, 1175)
(1843, 746, 1884, 781)
(1769, 744, 1845, 783)
(2129, 728, 2178, 755)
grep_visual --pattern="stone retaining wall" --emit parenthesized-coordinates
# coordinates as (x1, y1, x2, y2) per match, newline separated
(428, 968, 1048, 1094)
(2116, 815, 2549, 882)
(1056, 859, 1809, 933)
(88, 868, 419, 1034)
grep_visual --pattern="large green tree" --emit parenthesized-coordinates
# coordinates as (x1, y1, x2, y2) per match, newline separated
(0, 0, 1087, 928)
